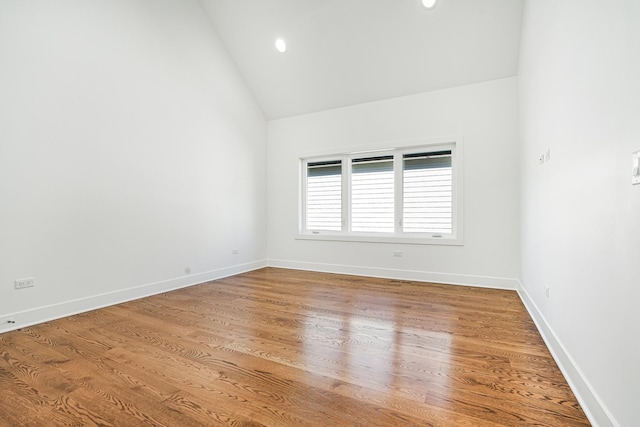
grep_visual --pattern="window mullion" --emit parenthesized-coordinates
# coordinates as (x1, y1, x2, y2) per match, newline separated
(301, 160, 308, 232)
(343, 156, 351, 233)
(394, 154, 403, 234)
(300, 139, 461, 244)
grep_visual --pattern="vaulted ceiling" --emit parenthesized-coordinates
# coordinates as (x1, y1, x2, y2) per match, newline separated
(200, 0, 524, 120)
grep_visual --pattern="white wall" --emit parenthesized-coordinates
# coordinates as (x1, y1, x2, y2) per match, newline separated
(0, 0, 267, 332)
(518, 1, 640, 426)
(267, 78, 520, 288)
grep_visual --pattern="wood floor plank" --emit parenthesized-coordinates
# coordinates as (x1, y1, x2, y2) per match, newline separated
(0, 267, 590, 426)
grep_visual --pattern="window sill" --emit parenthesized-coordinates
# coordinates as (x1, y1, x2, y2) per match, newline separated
(296, 232, 463, 246)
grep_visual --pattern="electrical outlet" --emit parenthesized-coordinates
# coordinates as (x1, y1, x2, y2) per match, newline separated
(393, 250, 403, 257)
(15, 277, 34, 290)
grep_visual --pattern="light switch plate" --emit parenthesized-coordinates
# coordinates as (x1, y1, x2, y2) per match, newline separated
(633, 151, 640, 185)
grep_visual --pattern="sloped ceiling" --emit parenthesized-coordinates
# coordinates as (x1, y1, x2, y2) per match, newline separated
(200, 0, 524, 120)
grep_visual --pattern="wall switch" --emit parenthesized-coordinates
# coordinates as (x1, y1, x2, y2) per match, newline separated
(632, 151, 640, 185)
(545, 149, 551, 162)
(15, 277, 35, 289)
(232, 249, 239, 255)
(544, 284, 550, 298)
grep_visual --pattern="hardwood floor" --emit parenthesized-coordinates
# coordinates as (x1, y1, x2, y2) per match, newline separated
(0, 268, 589, 426)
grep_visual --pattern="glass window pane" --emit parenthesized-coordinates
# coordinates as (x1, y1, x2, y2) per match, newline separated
(307, 161, 342, 231)
(351, 156, 394, 233)
(403, 152, 452, 233)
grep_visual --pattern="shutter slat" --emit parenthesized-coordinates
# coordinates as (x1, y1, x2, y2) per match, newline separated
(307, 162, 342, 231)
(351, 157, 394, 232)
(403, 152, 453, 234)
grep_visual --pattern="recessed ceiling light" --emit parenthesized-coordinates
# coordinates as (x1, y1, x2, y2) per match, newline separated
(421, 0, 438, 9)
(275, 38, 287, 53)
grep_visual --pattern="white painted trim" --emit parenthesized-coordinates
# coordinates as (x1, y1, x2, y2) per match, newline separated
(267, 261, 614, 426)
(295, 233, 463, 246)
(299, 137, 464, 247)
(267, 259, 518, 290)
(1, 260, 613, 427)
(516, 281, 619, 427)
(0, 260, 267, 335)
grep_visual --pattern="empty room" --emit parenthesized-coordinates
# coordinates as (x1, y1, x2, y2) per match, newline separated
(0, 0, 638, 426)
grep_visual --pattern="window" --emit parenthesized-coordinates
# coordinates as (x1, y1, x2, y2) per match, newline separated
(402, 151, 453, 234)
(351, 156, 394, 232)
(300, 140, 462, 245)
(306, 160, 342, 231)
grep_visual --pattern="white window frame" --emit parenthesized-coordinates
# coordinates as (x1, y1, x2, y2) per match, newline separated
(298, 138, 463, 246)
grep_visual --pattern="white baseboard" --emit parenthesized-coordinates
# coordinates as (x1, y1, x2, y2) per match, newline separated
(268, 260, 616, 426)
(516, 282, 618, 427)
(0, 260, 267, 335)
(267, 259, 519, 290)
(1, 260, 612, 427)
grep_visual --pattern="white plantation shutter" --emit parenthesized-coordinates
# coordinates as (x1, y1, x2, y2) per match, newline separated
(306, 160, 342, 231)
(402, 151, 453, 233)
(351, 156, 394, 232)
(301, 142, 460, 244)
